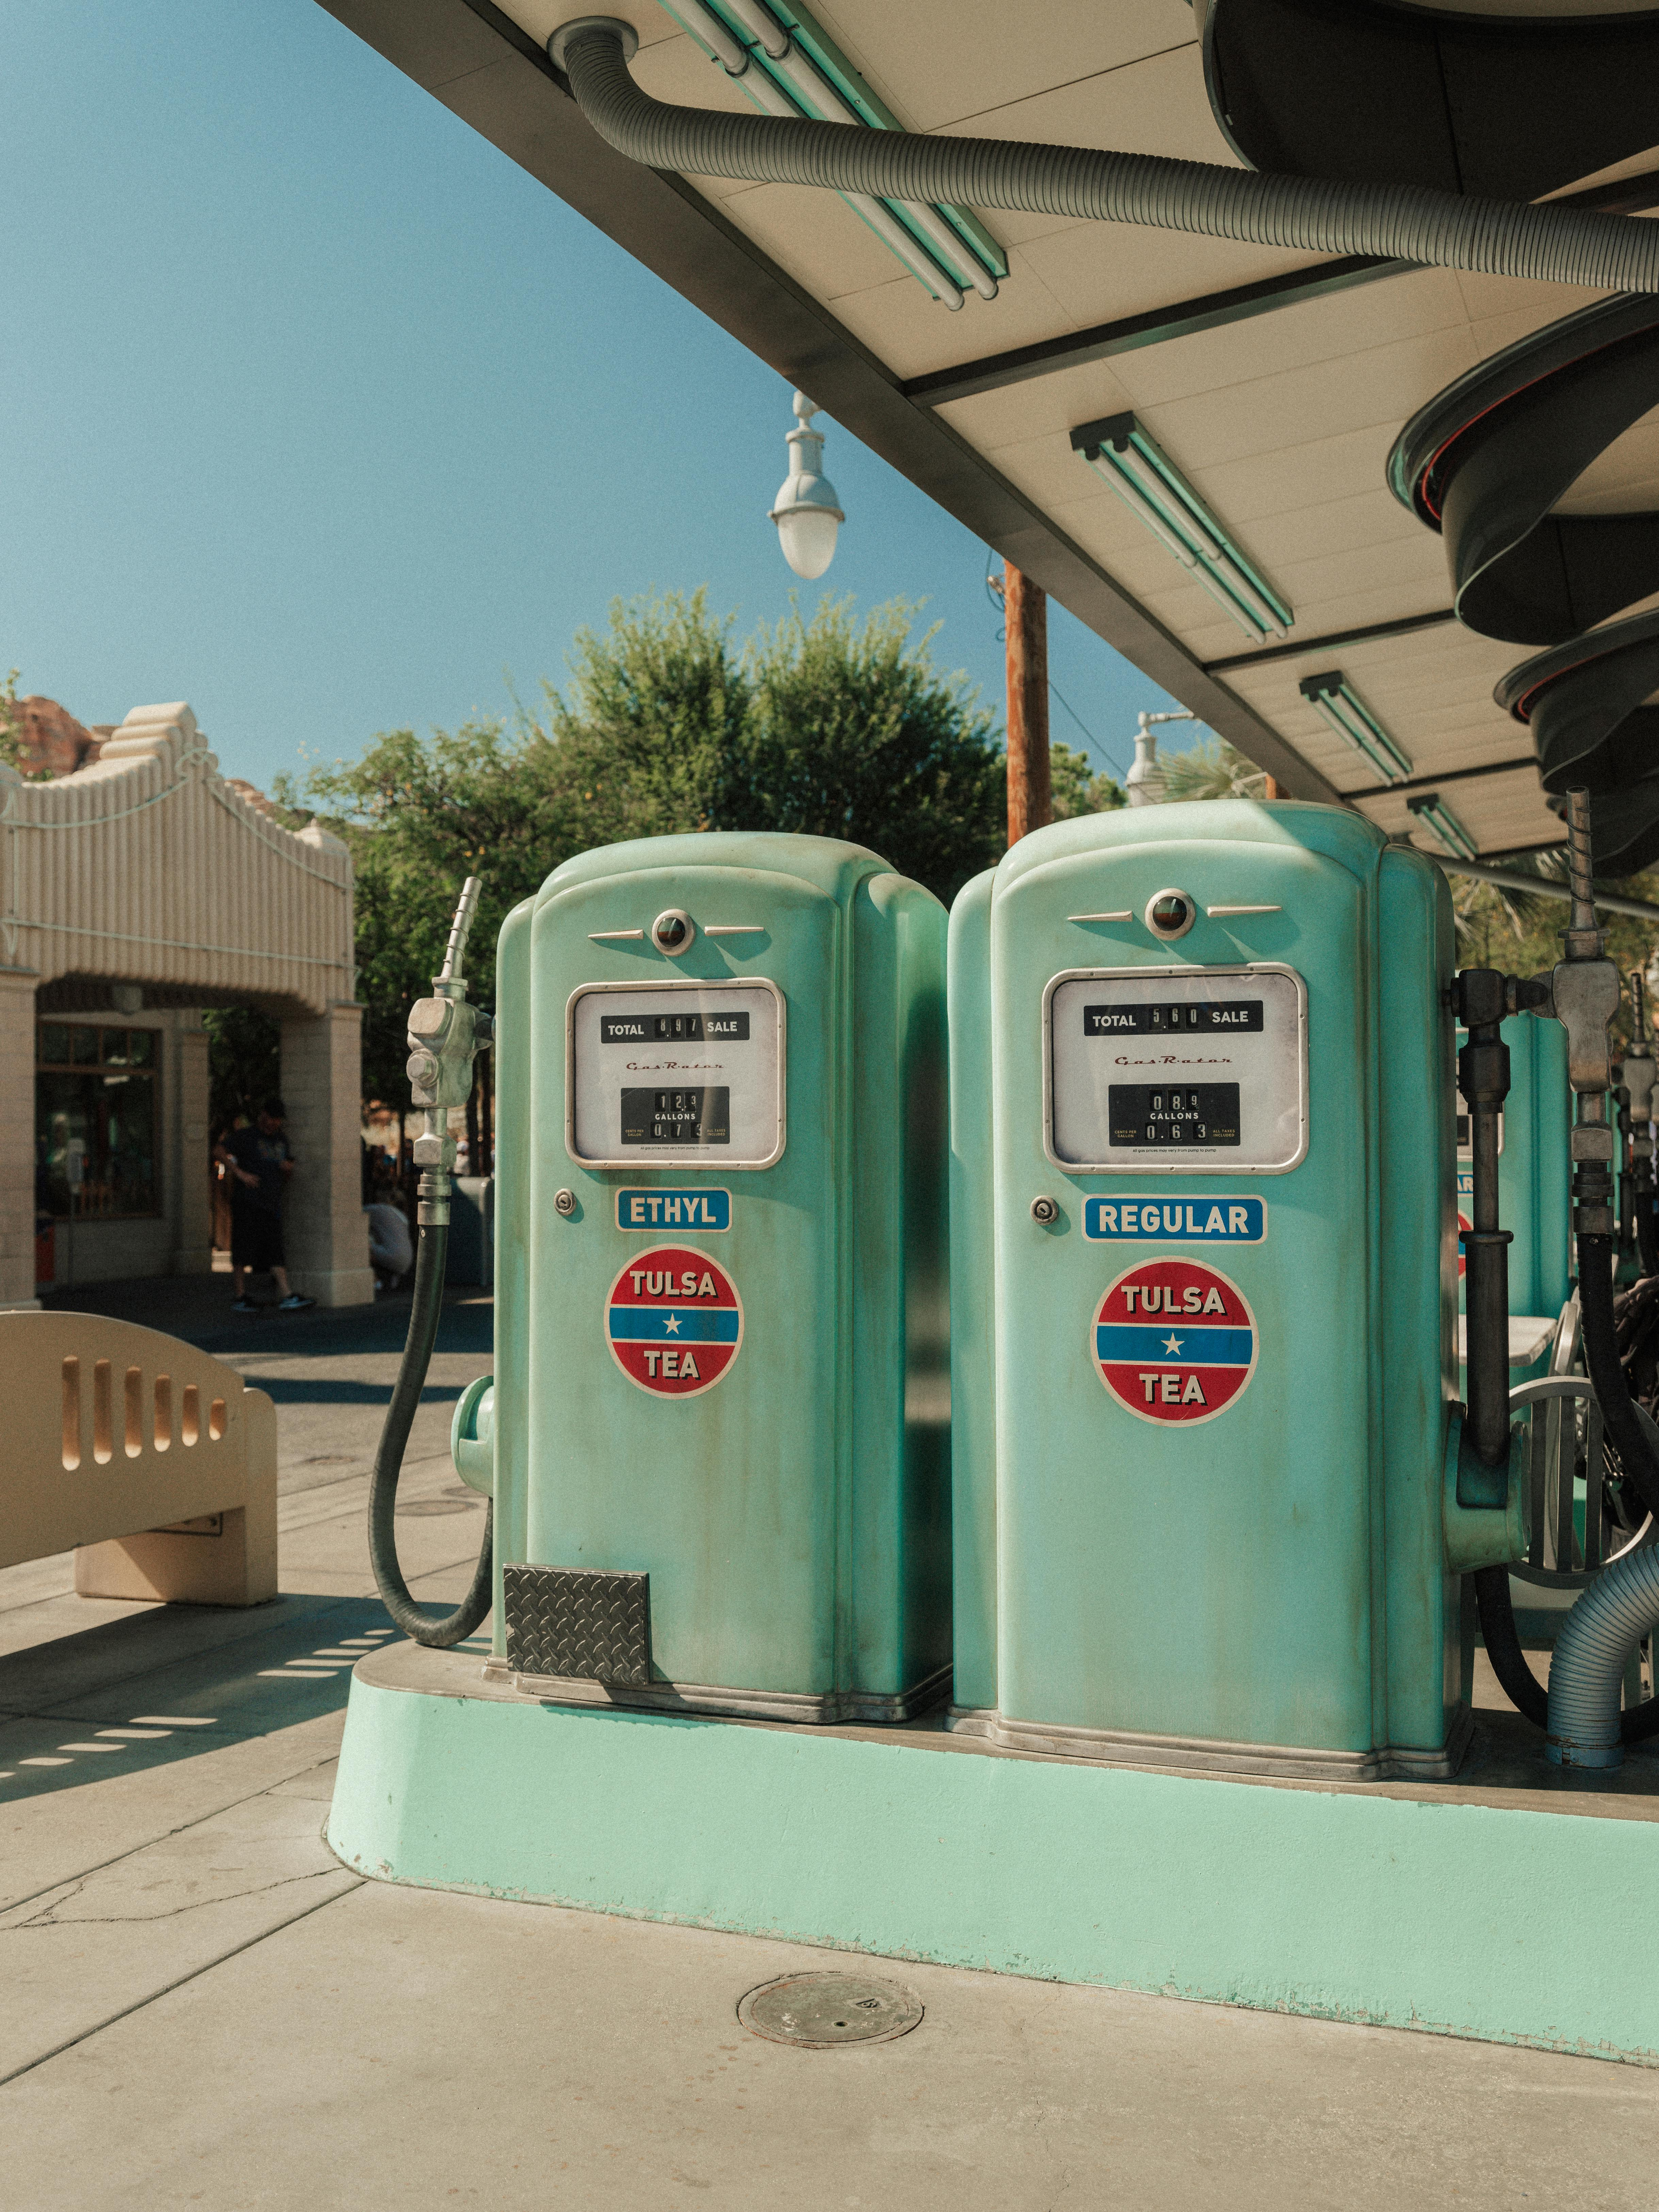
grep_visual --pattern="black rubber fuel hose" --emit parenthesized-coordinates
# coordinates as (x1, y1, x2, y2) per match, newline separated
(1639, 1191, 1659, 1280)
(1475, 1565, 1659, 1743)
(1577, 1230, 1659, 1525)
(369, 1218, 493, 1647)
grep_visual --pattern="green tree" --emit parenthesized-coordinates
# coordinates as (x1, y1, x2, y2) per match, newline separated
(0, 669, 40, 779)
(1050, 739, 1125, 819)
(718, 597, 1004, 900)
(545, 587, 750, 843)
(296, 591, 1009, 1113)
(1158, 734, 1265, 802)
(287, 713, 586, 1106)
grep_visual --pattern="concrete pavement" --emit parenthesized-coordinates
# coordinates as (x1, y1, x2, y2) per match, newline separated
(0, 1278, 1654, 2209)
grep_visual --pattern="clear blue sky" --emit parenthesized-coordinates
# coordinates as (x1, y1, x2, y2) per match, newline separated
(0, 0, 1198, 797)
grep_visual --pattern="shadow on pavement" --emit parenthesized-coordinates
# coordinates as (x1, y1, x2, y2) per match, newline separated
(0, 1594, 489, 1806)
(39, 1274, 492, 1364)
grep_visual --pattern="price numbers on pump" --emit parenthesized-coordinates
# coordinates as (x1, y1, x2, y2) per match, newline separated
(1109, 1083, 1240, 1148)
(568, 980, 784, 1170)
(601, 1011, 750, 1044)
(1045, 964, 1306, 1174)
(620, 1086, 731, 1147)
(1085, 1002, 1263, 1038)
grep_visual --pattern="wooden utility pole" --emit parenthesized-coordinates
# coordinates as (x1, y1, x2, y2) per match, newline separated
(1004, 562, 1051, 845)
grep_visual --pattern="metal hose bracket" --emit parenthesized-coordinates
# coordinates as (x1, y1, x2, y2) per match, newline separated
(1445, 1410, 1529, 1571)
(554, 18, 1659, 295)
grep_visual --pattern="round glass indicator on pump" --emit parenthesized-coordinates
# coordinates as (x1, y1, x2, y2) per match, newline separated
(651, 908, 696, 956)
(1145, 888, 1198, 940)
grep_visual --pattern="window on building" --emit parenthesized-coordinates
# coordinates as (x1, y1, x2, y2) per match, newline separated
(37, 1023, 159, 1219)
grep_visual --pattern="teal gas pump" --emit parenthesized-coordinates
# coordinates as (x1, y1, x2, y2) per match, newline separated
(369, 834, 950, 1719)
(948, 798, 1526, 1777)
(1460, 795, 1659, 1762)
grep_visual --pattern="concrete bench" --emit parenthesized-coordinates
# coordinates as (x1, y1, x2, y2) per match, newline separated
(0, 1311, 276, 1605)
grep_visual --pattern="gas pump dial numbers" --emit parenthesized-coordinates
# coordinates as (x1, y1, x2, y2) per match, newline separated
(1045, 964, 1307, 1174)
(567, 978, 785, 1170)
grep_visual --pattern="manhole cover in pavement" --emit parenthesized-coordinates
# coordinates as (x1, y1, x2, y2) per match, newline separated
(737, 1972, 923, 2048)
(394, 1498, 478, 1516)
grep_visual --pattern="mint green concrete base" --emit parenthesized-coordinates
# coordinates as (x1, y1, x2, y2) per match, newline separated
(328, 1654, 1659, 2067)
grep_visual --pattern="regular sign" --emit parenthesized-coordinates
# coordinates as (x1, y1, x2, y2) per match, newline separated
(606, 1245, 743, 1398)
(1092, 1255, 1256, 1426)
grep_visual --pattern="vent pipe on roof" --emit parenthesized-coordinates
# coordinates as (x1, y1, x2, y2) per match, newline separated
(550, 17, 1659, 296)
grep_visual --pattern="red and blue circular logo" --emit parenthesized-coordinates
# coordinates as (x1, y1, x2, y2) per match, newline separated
(1093, 1255, 1256, 1425)
(606, 1244, 743, 1397)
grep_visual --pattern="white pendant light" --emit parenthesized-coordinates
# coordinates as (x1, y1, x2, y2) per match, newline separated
(769, 392, 844, 579)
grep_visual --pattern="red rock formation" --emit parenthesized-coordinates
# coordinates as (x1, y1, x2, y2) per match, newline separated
(5, 697, 102, 777)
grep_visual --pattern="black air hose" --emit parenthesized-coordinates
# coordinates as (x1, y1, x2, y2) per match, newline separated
(1577, 1231, 1659, 1527)
(1639, 1194, 1659, 1281)
(369, 1215, 493, 1647)
(555, 19, 1659, 296)
(1479, 1231, 1659, 1744)
(1471, 1567, 1548, 1729)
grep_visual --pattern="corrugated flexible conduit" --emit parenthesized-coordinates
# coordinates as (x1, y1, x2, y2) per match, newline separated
(555, 18, 1659, 295)
(1547, 1540, 1659, 1767)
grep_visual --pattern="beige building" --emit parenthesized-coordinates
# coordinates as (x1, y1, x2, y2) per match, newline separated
(1, 701, 372, 1310)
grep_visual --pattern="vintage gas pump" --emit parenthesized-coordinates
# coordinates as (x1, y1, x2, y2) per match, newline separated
(371, 834, 950, 1718)
(949, 798, 1525, 1777)
(1465, 795, 1659, 1763)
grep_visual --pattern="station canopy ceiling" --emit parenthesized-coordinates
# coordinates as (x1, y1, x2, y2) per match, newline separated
(322, 0, 1659, 869)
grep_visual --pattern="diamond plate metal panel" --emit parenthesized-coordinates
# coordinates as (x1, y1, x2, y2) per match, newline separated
(503, 1565, 651, 1687)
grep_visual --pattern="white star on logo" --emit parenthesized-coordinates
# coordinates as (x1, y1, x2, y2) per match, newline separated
(1162, 1333, 1183, 1355)
(662, 1312, 682, 1334)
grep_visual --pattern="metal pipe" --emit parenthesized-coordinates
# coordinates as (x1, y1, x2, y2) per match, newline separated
(1428, 855, 1659, 921)
(1456, 969, 1514, 1469)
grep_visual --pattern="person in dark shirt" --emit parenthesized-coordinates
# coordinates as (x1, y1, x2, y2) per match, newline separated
(214, 1098, 315, 1314)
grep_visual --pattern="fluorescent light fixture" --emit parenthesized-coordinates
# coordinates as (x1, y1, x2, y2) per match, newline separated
(1406, 790, 1480, 861)
(1071, 413, 1293, 643)
(1297, 669, 1413, 784)
(657, 0, 1006, 307)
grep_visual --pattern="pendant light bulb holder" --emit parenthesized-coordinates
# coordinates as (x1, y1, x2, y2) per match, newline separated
(770, 392, 844, 579)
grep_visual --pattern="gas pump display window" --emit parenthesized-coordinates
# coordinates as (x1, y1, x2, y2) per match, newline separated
(1045, 965, 1306, 1173)
(567, 979, 784, 1169)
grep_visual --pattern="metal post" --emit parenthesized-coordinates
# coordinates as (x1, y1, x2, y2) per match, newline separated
(1004, 563, 1050, 846)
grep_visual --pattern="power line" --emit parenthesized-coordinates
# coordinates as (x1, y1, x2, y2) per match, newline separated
(1049, 679, 1128, 779)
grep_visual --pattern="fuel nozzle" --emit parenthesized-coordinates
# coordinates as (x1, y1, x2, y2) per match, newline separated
(406, 875, 494, 1226)
(1625, 971, 1657, 1125)
(1551, 790, 1622, 1238)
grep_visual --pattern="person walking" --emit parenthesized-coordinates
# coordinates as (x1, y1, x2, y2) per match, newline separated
(214, 1098, 315, 1314)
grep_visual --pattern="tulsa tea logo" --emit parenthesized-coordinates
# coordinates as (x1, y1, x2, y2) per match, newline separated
(1092, 1255, 1256, 1426)
(606, 1245, 743, 1397)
